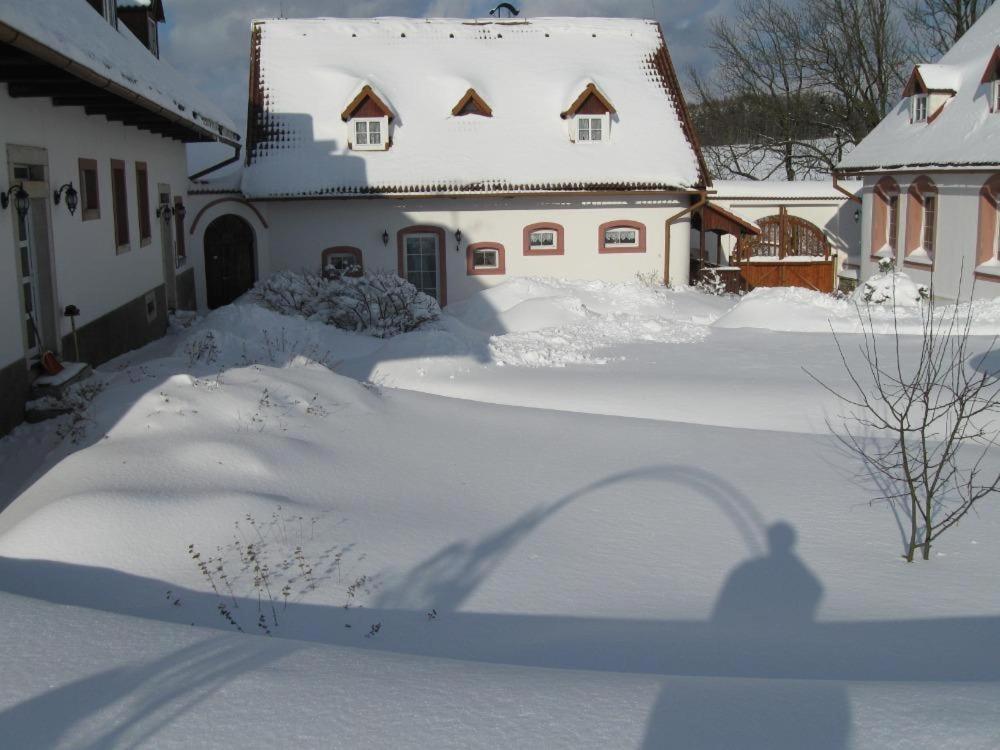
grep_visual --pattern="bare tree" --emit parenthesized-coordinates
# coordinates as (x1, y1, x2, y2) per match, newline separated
(802, 0, 910, 144)
(699, 0, 813, 180)
(905, 0, 996, 56)
(693, 0, 909, 179)
(812, 288, 1000, 562)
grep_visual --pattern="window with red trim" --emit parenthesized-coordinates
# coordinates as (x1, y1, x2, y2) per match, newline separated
(523, 222, 565, 256)
(598, 220, 646, 253)
(466, 242, 505, 275)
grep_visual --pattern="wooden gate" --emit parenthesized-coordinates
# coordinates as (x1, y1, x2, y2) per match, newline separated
(733, 210, 835, 293)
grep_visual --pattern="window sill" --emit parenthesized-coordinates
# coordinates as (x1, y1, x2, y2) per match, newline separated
(599, 245, 645, 254)
(974, 261, 1000, 282)
(524, 247, 564, 256)
(140, 237, 152, 248)
(82, 210, 100, 222)
(115, 244, 132, 255)
(903, 256, 934, 271)
(870, 245, 895, 262)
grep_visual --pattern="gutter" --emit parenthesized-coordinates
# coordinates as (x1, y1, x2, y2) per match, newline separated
(0, 20, 240, 146)
(189, 145, 242, 181)
(663, 190, 708, 286)
(831, 173, 862, 204)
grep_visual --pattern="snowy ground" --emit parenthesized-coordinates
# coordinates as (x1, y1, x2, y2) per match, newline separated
(1, 278, 998, 749)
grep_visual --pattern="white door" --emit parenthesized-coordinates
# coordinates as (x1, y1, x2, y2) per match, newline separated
(14, 203, 40, 358)
(403, 233, 440, 300)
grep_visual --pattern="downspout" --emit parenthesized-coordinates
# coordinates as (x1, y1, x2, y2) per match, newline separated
(664, 190, 708, 286)
(832, 172, 862, 204)
(189, 145, 242, 181)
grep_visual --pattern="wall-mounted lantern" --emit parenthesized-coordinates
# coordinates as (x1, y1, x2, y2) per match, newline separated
(156, 202, 173, 220)
(853, 208, 861, 223)
(1, 183, 30, 219)
(53, 182, 79, 216)
(382, 229, 390, 246)
(454, 228, 463, 250)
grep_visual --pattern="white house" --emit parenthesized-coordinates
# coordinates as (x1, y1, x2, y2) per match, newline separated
(0, 0, 240, 434)
(836, 3, 1000, 300)
(186, 16, 711, 312)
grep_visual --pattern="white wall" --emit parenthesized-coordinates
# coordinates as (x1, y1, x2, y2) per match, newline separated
(186, 193, 694, 308)
(0, 85, 189, 366)
(858, 171, 999, 301)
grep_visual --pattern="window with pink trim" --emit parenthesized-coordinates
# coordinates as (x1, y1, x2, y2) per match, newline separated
(904, 176, 937, 268)
(870, 176, 900, 260)
(523, 222, 565, 256)
(598, 220, 646, 253)
(466, 242, 505, 275)
(975, 175, 1000, 282)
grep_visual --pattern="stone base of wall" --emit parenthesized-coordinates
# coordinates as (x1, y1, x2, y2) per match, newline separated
(60, 285, 168, 368)
(175, 267, 197, 312)
(0, 357, 29, 437)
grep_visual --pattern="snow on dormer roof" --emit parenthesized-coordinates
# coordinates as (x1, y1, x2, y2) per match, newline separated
(838, 3, 1000, 173)
(905, 64, 961, 94)
(242, 16, 709, 198)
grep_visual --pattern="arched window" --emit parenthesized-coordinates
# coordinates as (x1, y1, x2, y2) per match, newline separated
(466, 242, 506, 275)
(523, 222, 565, 256)
(975, 175, 1000, 281)
(598, 220, 646, 253)
(321, 246, 363, 278)
(870, 176, 900, 260)
(904, 176, 938, 267)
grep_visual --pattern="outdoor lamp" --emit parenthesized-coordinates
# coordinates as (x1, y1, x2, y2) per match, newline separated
(53, 182, 79, 216)
(156, 202, 173, 220)
(382, 229, 390, 246)
(455, 228, 463, 246)
(1, 183, 29, 219)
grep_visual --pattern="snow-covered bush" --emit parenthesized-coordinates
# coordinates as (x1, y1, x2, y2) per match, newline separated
(853, 261, 929, 307)
(251, 270, 441, 338)
(695, 268, 730, 297)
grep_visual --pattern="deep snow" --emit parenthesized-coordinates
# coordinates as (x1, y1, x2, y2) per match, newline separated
(1, 277, 998, 749)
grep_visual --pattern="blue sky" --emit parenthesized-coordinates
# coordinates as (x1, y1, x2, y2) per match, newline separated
(162, 0, 736, 133)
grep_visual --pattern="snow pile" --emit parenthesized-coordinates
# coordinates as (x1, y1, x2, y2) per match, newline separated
(853, 264, 929, 306)
(178, 304, 384, 371)
(715, 283, 1000, 335)
(447, 278, 724, 367)
(250, 270, 440, 338)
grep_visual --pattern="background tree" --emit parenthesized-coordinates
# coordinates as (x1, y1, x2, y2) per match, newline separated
(905, 0, 996, 56)
(692, 0, 909, 180)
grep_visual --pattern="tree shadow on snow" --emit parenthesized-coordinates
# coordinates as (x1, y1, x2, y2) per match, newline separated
(0, 635, 298, 749)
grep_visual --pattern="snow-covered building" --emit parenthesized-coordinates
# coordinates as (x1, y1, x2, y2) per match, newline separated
(0, 0, 240, 434)
(837, 3, 1000, 300)
(187, 16, 710, 311)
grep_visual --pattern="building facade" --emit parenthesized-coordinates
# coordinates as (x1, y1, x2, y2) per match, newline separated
(0, 0, 239, 434)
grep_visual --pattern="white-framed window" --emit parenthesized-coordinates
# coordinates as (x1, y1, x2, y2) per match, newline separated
(604, 227, 638, 247)
(922, 193, 937, 255)
(473, 247, 500, 269)
(529, 230, 556, 250)
(912, 94, 928, 123)
(577, 116, 604, 142)
(350, 117, 388, 151)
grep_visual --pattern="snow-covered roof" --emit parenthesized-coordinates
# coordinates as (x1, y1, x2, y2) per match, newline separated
(912, 64, 962, 92)
(0, 0, 237, 145)
(711, 180, 861, 201)
(837, 3, 1000, 173)
(242, 17, 708, 198)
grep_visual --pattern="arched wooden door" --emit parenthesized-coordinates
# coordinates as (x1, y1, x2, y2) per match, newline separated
(204, 215, 256, 309)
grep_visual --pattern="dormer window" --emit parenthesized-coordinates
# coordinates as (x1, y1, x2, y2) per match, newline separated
(354, 119, 383, 149)
(341, 84, 394, 152)
(903, 65, 958, 124)
(577, 116, 605, 142)
(562, 82, 616, 144)
(451, 88, 493, 118)
(982, 48, 1000, 112)
(912, 94, 928, 123)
